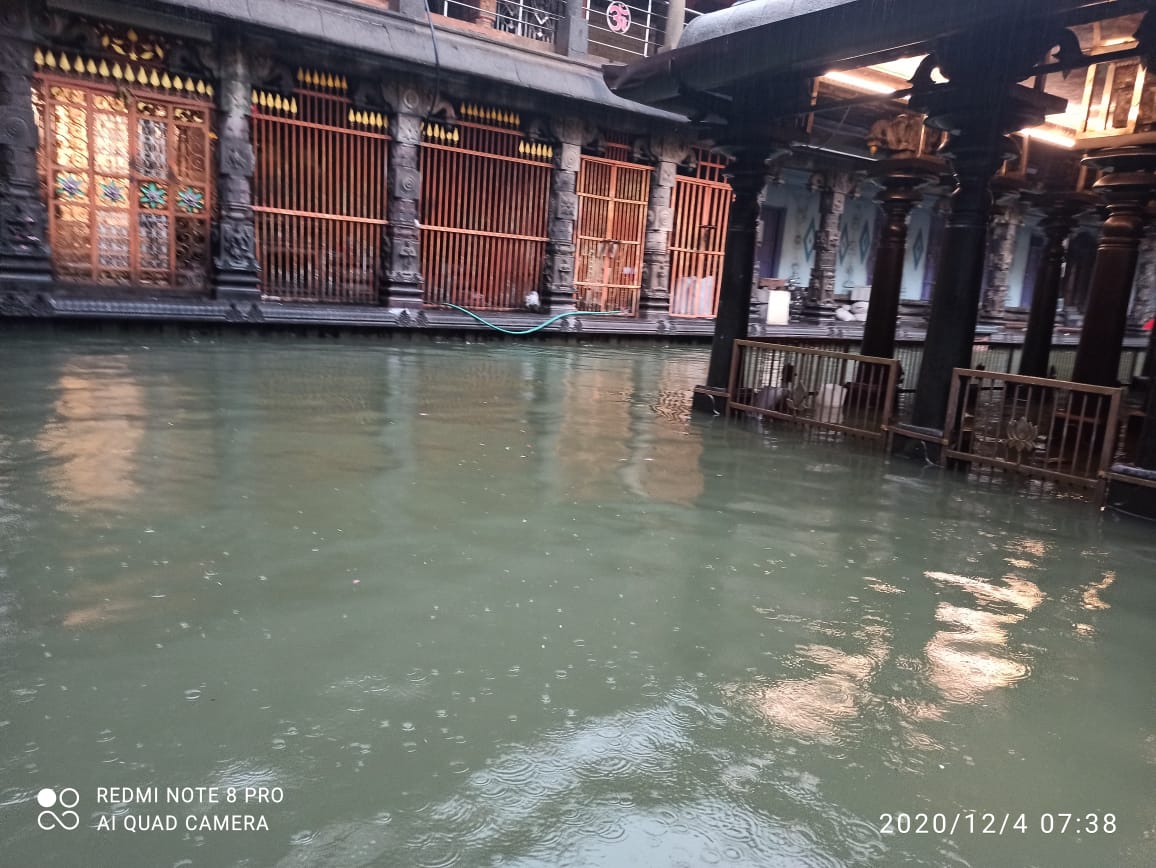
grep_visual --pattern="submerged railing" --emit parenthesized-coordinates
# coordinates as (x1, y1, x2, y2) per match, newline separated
(941, 369, 1125, 497)
(726, 341, 900, 440)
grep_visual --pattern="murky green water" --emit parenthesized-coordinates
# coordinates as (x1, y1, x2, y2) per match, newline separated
(1, 333, 1154, 868)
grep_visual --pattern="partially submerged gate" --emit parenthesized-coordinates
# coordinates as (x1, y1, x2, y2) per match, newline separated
(668, 149, 731, 317)
(33, 49, 215, 290)
(574, 141, 650, 315)
(251, 68, 390, 303)
(420, 104, 552, 310)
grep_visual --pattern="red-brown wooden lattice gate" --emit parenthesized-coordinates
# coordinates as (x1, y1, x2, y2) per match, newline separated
(251, 68, 390, 304)
(420, 103, 552, 311)
(669, 149, 731, 318)
(574, 141, 651, 315)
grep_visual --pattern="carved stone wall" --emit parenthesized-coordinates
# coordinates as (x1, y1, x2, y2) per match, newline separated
(0, 0, 52, 290)
(383, 84, 425, 309)
(213, 37, 261, 299)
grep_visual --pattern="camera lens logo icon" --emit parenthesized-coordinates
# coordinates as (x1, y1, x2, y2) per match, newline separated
(37, 788, 80, 831)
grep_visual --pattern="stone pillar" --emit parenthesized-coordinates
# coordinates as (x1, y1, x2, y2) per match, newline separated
(803, 171, 852, 321)
(978, 192, 1024, 323)
(384, 86, 425, 308)
(557, 0, 589, 57)
(1129, 223, 1156, 328)
(699, 147, 767, 396)
(859, 158, 940, 360)
(0, 0, 52, 291)
(909, 126, 1013, 431)
(663, 0, 686, 51)
(541, 118, 585, 313)
(638, 137, 687, 319)
(1072, 146, 1156, 386)
(1018, 194, 1091, 378)
(213, 38, 261, 300)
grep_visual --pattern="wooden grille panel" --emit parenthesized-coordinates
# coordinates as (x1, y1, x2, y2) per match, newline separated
(669, 150, 731, 318)
(34, 75, 213, 291)
(574, 154, 650, 315)
(251, 77, 389, 304)
(420, 116, 551, 310)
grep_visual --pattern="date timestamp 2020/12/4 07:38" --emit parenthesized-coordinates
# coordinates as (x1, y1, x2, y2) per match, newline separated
(879, 812, 1117, 836)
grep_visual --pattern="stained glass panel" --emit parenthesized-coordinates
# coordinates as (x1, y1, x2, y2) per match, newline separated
(94, 112, 129, 174)
(138, 213, 169, 270)
(173, 125, 207, 182)
(137, 117, 168, 178)
(97, 211, 131, 269)
(175, 186, 205, 213)
(36, 74, 212, 290)
(138, 181, 167, 209)
(96, 175, 129, 207)
(52, 104, 89, 170)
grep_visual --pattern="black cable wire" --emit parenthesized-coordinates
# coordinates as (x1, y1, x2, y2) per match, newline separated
(422, 2, 443, 119)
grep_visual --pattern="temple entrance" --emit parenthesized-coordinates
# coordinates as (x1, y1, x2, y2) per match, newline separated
(574, 143, 650, 315)
(251, 69, 390, 304)
(33, 70, 213, 291)
(668, 149, 731, 317)
(420, 103, 551, 310)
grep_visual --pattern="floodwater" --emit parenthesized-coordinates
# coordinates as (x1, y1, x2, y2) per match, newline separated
(1, 332, 1154, 868)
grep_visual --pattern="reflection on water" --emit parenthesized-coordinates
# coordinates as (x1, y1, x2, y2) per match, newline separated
(1, 333, 1155, 868)
(36, 362, 146, 511)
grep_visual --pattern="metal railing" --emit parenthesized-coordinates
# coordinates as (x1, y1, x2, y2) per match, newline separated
(727, 341, 901, 440)
(585, 0, 668, 62)
(428, 0, 564, 45)
(941, 368, 1125, 497)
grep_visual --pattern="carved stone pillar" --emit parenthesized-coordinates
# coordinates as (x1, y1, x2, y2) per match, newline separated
(213, 38, 261, 300)
(1129, 223, 1156, 328)
(0, 0, 52, 291)
(803, 171, 852, 321)
(541, 118, 585, 312)
(1018, 193, 1092, 378)
(701, 147, 768, 394)
(859, 158, 940, 360)
(902, 26, 1064, 434)
(979, 191, 1024, 322)
(639, 137, 687, 319)
(384, 86, 425, 308)
(909, 126, 1016, 430)
(1072, 146, 1156, 386)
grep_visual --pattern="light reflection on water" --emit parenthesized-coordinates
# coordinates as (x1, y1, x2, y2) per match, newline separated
(0, 333, 1155, 867)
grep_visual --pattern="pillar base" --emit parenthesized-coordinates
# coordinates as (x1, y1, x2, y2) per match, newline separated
(214, 275, 261, 303)
(1106, 464, 1156, 521)
(803, 301, 837, 323)
(385, 279, 424, 310)
(691, 385, 728, 415)
(638, 293, 671, 320)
